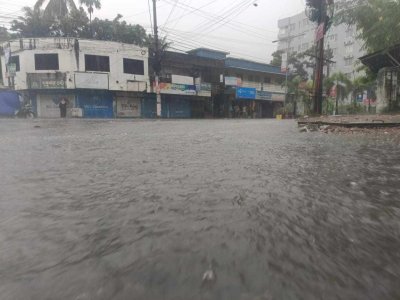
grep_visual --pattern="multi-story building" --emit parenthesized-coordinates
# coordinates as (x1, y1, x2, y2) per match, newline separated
(0, 38, 152, 118)
(155, 49, 225, 118)
(149, 48, 286, 118)
(277, 5, 365, 80)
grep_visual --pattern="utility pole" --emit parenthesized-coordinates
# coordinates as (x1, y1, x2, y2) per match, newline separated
(313, 0, 327, 115)
(152, 0, 162, 117)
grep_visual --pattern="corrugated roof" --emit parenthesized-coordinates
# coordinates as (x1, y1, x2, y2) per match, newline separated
(225, 57, 285, 75)
(359, 44, 400, 73)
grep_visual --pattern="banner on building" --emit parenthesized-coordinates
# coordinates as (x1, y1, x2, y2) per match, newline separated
(27, 73, 66, 89)
(196, 83, 212, 97)
(225, 76, 242, 86)
(256, 90, 273, 101)
(75, 72, 109, 89)
(157, 82, 197, 95)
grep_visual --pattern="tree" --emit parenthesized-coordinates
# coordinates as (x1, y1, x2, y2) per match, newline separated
(336, 0, 400, 53)
(324, 72, 352, 115)
(0, 27, 11, 42)
(80, 0, 101, 35)
(270, 50, 284, 67)
(34, 0, 78, 20)
(11, 7, 54, 37)
(91, 15, 148, 46)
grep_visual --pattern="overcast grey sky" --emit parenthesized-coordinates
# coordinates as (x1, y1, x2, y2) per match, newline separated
(1, 0, 306, 62)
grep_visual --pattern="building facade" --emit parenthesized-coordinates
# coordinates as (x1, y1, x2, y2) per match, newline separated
(1, 38, 152, 118)
(154, 48, 286, 119)
(277, 3, 365, 80)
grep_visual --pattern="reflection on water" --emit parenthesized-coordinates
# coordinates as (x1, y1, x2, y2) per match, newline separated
(0, 119, 399, 300)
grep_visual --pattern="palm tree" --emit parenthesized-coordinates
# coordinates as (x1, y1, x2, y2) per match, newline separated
(79, 0, 101, 36)
(34, 0, 77, 20)
(325, 72, 352, 115)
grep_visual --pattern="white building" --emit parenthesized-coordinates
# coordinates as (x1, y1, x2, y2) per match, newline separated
(277, 5, 365, 80)
(1, 38, 152, 118)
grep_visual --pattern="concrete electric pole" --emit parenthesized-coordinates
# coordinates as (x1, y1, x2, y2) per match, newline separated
(152, 0, 162, 117)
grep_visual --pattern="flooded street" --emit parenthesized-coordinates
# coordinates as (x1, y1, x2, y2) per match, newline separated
(0, 119, 399, 300)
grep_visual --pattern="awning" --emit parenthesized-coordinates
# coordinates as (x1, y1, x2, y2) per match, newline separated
(359, 44, 400, 73)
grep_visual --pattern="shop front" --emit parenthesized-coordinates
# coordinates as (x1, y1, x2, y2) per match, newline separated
(26, 72, 75, 118)
(115, 92, 141, 118)
(75, 72, 113, 118)
(36, 92, 75, 118)
(76, 90, 113, 118)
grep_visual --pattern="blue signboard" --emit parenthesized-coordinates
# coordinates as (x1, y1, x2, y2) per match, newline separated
(236, 87, 256, 99)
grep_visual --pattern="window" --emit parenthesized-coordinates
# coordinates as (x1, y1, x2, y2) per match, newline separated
(345, 45, 353, 55)
(345, 57, 354, 66)
(85, 54, 110, 72)
(248, 75, 254, 81)
(289, 24, 295, 31)
(34, 54, 59, 70)
(9, 56, 20, 72)
(254, 75, 260, 82)
(123, 58, 144, 75)
(264, 77, 271, 83)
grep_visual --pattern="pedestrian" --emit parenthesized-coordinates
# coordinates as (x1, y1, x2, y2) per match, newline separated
(59, 97, 68, 118)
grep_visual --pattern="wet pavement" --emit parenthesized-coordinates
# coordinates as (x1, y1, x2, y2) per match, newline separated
(0, 118, 399, 300)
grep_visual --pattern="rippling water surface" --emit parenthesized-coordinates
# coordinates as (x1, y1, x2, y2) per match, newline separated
(0, 119, 399, 300)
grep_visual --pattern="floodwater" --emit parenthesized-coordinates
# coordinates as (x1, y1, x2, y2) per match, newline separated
(0, 119, 399, 300)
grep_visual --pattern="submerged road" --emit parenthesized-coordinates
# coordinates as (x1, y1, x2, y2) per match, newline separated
(0, 119, 399, 300)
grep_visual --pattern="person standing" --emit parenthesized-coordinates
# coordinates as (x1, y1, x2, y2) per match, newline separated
(59, 97, 68, 118)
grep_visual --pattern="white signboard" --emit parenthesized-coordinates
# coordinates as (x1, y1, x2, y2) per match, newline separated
(75, 72, 109, 89)
(225, 76, 241, 86)
(172, 74, 194, 85)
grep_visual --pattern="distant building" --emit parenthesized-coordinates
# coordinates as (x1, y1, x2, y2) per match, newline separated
(276, 5, 365, 80)
(0, 38, 152, 118)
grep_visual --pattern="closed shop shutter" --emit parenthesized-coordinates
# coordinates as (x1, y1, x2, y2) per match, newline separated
(116, 95, 141, 118)
(37, 94, 74, 118)
(77, 91, 113, 118)
(162, 95, 191, 118)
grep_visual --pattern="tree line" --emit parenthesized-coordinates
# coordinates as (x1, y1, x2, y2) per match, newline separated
(0, 0, 151, 48)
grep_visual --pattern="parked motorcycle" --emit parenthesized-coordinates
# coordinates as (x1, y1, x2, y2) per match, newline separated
(15, 102, 35, 119)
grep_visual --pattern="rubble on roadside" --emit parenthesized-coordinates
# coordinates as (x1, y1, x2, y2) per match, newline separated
(298, 123, 400, 136)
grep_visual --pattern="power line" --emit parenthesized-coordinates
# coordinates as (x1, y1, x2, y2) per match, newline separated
(147, 0, 154, 35)
(161, 0, 273, 40)
(162, 0, 179, 30)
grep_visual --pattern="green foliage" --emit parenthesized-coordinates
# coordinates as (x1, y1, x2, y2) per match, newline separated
(35, 0, 77, 20)
(336, 0, 400, 53)
(91, 15, 148, 46)
(10, 4, 149, 47)
(270, 50, 283, 67)
(324, 72, 352, 101)
(11, 7, 55, 37)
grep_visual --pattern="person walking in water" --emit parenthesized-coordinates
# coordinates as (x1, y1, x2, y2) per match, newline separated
(59, 97, 68, 118)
